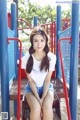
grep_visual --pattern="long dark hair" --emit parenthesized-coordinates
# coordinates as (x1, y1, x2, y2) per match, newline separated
(26, 26, 50, 73)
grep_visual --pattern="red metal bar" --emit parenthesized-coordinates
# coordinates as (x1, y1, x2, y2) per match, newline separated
(7, 38, 22, 120)
(48, 22, 56, 54)
(8, 13, 11, 29)
(41, 23, 51, 34)
(53, 22, 56, 54)
(58, 37, 71, 120)
(50, 23, 53, 52)
(17, 18, 32, 30)
(17, 27, 31, 30)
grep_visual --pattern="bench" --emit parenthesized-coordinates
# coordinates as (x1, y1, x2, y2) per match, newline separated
(10, 79, 27, 100)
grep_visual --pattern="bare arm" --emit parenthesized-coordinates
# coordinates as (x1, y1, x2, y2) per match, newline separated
(42, 71, 53, 100)
(27, 73, 40, 101)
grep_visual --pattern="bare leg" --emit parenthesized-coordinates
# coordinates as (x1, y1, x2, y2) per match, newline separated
(42, 91, 54, 120)
(26, 92, 41, 120)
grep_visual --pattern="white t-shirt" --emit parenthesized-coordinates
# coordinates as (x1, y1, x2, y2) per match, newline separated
(22, 52, 56, 87)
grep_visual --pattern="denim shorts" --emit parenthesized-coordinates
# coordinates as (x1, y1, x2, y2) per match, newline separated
(25, 83, 53, 98)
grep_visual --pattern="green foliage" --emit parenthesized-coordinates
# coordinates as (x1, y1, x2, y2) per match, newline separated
(18, 0, 56, 25)
(18, 0, 71, 43)
(62, 6, 71, 19)
(18, 0, 71, 25)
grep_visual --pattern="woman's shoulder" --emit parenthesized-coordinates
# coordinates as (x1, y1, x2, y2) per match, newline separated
(22, 52, 30, 61)
(21, 52, 30, 69)
(23, 52, 30, 58)
(48, 51, 56, 59)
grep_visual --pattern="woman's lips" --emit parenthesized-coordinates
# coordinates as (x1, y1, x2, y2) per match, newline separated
(37, 47, 42, 49)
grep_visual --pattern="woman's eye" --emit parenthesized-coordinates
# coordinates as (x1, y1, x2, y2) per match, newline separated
(41, 39, 45, 42)
(33, 39, 45, 43)
(34, 40, 38, 42)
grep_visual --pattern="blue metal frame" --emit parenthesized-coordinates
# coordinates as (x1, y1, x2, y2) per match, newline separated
(11, 2, 18, 117)
(58, 27, 71, 84)
(70, 2, 79, 120)
(33, 16, 38, 26)
(56, 3, 79, 120)
(11, 2, 18, 79)
(56, 6, 61, 77)
(0, 0, 10, 119)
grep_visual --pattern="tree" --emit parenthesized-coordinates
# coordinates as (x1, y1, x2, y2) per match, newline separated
(18, 0, 56, 26)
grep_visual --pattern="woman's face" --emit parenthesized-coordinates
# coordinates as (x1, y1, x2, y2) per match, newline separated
(33, 34, 46, 52)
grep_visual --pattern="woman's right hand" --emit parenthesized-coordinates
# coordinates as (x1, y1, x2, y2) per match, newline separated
(38, 98, 43, 107)
(38, 99, 43, 117)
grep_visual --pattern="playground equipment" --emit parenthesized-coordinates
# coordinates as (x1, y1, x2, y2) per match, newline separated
(0, 1, 80, 120)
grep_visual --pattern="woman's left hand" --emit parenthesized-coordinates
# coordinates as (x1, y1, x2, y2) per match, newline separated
(40, 98, 44, 107)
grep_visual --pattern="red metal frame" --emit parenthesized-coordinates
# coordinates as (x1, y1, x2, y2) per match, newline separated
(8, 13, 11, 29)
(58, 37, 72, 120)
(62, 18, 70, 31)
(17, 18, 32, 30)
(41, 23, 51, 34)
(50, 23, 53, 52)
(50, 22, 56, 53)
(41, 22, 56, 78)
(41, 22, 56, 54)
(7, 38, 22, 120)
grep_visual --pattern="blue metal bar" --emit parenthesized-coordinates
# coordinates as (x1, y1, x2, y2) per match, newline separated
(11, 2, 18, 117)
(11, 2, 18, 79)
(33, 16, 38, 26)
(0, 0, 10, 119)
(13, 0, 18, 37)
(56, 5, 61, 78)
(11, 2, 17, 36)
(70, 2, 79, 120)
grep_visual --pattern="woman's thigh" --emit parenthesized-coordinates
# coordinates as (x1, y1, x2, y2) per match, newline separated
(42, 91, 54, 109)
(26, 92, 41, 110)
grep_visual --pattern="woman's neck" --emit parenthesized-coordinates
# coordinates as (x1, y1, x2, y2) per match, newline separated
(33, 51, 46, 60)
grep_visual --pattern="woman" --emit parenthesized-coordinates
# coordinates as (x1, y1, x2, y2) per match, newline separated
(22, 26, 56, 120)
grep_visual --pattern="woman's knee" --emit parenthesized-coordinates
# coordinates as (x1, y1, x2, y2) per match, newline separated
(30, 102, 41, 113)
(26, 93, 41, 113)
(42, 101, 53, 112)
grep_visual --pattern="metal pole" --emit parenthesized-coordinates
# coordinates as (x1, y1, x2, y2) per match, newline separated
(13, 0, 18, 37)
(13, 0, 18, 19)
(11, 2, 18, 117)
(0, 0, 10, 119)
(11, 2, 18, 79)
(56, 5, 61, 78)
(70, 2, 79, 120)
(33, 16, 38, 26)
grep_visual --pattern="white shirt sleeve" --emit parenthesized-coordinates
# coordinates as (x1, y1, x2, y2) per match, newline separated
(49, 53, 56, 71)
(21, 52, 30, 69)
